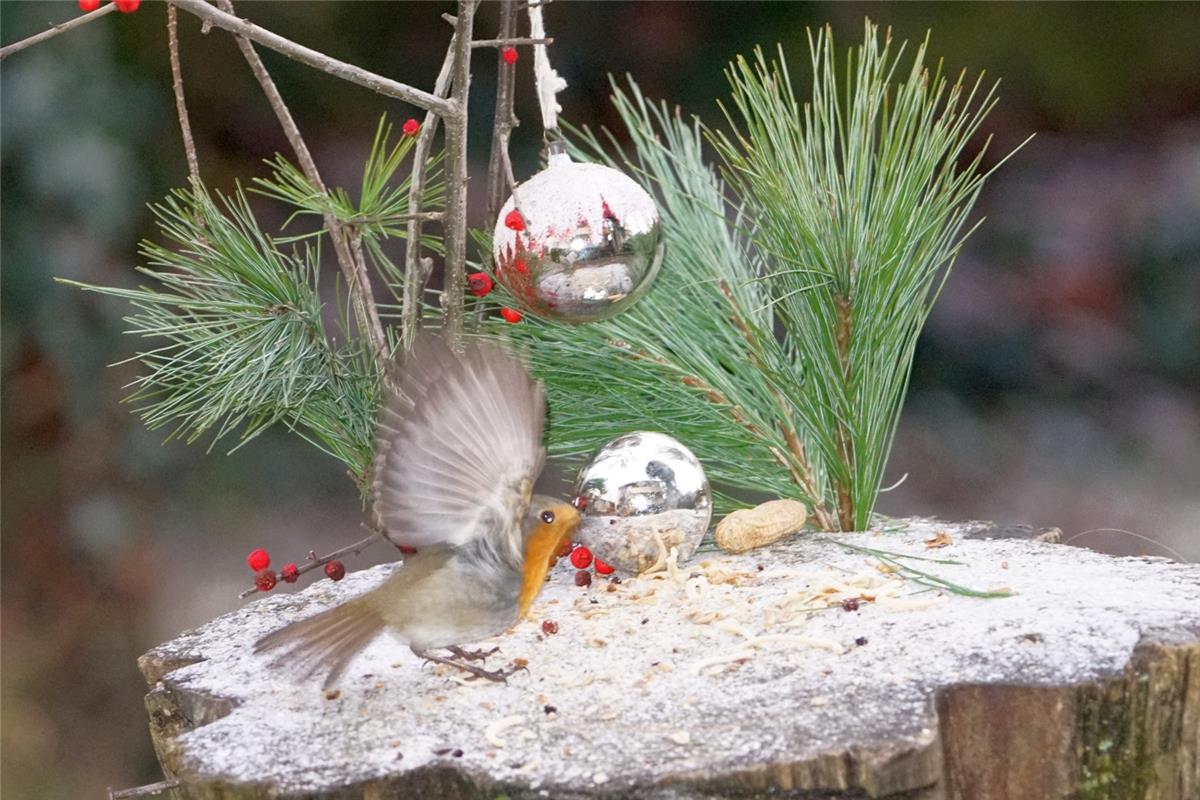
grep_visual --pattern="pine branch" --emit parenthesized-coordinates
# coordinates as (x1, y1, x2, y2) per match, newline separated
(478, 22, 1022, 531)
(58, 187, 378, 483)
(711, 21, 1026, 528)
(478, 80, 823, 518)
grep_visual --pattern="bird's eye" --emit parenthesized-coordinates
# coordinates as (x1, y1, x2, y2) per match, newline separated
(540, 510, 555, 524)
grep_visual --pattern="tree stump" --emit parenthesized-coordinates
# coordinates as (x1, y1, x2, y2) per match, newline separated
(138, 518, 1200, 799)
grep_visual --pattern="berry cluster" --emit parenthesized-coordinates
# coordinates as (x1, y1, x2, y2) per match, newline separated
(559, 542, 615, 588)
(243, 547, 345, 594)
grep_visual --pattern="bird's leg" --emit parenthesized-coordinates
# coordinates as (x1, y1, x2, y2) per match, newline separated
(411, 646, 520, 683)
(447, 645, 500, 662)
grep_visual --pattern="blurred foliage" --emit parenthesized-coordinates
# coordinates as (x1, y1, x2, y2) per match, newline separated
(2, 2, 1198, 798)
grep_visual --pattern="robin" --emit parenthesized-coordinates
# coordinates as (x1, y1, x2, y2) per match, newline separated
(255, 334, 580, 687)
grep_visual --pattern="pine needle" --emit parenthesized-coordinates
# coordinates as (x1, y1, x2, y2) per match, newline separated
(59, 185, 378, 484)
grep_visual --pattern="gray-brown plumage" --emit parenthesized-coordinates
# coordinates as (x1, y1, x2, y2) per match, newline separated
(254, 335, 579, 688)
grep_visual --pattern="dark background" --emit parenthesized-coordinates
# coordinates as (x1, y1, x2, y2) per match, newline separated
(2, 2, 1197, 796)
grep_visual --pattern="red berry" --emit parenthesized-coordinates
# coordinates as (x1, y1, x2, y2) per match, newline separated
(570, 546, 593, 569)
(556, 539, 574, 558)
(402, 118, 420, 136)
(246, 548, 270, 571)
(574, 570, 592, 587)
(281, 563, 299, 583)
(254, 568, 277, 592)
(78, 0, 101, 11)
(513, 258, 528, 274)
(541, 619, 559, 635)
(325, 560, 346, 581)
(466, 272, 494, 297)
(499, 307, 523, 324)
(504, 209, 525, 231)
(594, 557, 614, 575)
(501, 47, 519, 65)
(398, 544, 418, 555)
(115, 0, 140, 12)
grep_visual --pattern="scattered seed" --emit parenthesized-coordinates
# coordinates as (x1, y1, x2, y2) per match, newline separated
(855, 636, 869, 646)
(324, 689, 341, 700)
(542, 620, 559, 635)
(543, 704, 557, 715)
(841, 597, 860, 612)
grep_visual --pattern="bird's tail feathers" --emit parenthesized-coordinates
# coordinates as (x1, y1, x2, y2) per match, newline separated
(254, 598, 384, 689)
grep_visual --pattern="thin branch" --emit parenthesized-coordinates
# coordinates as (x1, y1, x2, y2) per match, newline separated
(471, 36, 552, 48)
(239, 530, 383, 599)
(348, 229, 390, 360)
(214, 0, 391, 382)
(166, 5, 201, 189)
(167, 0, 455, 117)
(439, 0, 478, 345)
(107, 779, 181, 800)
(402, 31, 459, 346)
(486, 0, 520, 224)
(0, 3, 117, 61)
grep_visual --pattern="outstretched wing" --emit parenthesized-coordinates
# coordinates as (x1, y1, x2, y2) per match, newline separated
(371, 334, 545, 558)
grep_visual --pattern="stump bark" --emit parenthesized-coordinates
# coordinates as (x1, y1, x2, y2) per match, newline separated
(137, 518, 1200, 799)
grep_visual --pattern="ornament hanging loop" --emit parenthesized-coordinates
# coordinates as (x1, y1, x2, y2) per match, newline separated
(527, 0, 566, 133)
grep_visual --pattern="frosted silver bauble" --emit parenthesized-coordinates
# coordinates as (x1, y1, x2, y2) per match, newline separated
(492, 152, 664, 323)
(573, 432, 712, 574)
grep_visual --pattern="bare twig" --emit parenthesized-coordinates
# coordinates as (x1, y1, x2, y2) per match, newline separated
(401, 31, 459, 347)
(107, 779, 180, 800)
(485, 0, 521, 223)
(167, 0, 454, 117)
(471, 36, 552, 48)
(439, 0, 478, 345)
(214, 0, 392, 382)
(347, 229, 389, 357)
(0, 3, 118, 61)
(239, 530, 383, 599)
(166, 5, 201, 189)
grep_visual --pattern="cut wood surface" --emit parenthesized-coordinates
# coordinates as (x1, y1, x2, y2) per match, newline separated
(139, 518, 1200, 799)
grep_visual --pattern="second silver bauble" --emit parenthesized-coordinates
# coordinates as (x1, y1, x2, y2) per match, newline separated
(573, 431, 712, 574)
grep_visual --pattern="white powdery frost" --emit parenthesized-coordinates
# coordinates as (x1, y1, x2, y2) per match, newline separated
(145, 518, 1200, 795)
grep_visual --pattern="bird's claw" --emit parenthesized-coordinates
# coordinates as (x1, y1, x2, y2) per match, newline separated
(412, 647, 524, 683)
(447, 645, 500, 662)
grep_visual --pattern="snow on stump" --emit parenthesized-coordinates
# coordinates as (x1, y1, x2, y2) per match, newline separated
(138, 518, 1200, 799)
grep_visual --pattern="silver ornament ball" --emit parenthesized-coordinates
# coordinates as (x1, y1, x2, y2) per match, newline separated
(573, 432, 712, 574)
(492, 153, 665, 323)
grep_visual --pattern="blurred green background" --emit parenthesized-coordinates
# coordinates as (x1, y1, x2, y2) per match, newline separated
(2, 2, 1197, 796)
